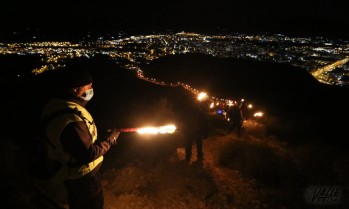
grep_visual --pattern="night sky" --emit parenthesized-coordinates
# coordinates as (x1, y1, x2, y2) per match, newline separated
(2, 0, 349, 38)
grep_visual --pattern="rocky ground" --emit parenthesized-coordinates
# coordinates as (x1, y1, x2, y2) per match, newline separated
(101, 119, 268, 209)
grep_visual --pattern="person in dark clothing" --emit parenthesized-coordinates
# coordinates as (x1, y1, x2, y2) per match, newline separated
(227, 104, 243, 136)
(39, 65, 120, 209)
(181, 101, 209, 162)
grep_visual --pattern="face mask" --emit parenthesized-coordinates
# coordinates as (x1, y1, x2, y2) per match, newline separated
(80, 88, 94, 101)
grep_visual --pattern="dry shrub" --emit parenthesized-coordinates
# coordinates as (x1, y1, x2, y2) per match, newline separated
(293, 141, 349, 185)
(218, 139, 301, 188)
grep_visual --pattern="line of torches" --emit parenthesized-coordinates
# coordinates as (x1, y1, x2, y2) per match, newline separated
(113, 92, 263, 136)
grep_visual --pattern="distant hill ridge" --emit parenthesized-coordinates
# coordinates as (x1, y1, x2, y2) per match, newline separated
(142, 53, 320, 104)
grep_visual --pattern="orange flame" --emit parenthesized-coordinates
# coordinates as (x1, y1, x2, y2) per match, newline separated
(117, 124, 177, 134)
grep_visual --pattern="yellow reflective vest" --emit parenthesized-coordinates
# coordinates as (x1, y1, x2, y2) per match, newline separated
(41, 98, 103, 181)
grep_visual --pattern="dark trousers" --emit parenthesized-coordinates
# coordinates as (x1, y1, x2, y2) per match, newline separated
(228, 120, 242, 136)
(64, 169, 104, 209)
(185, 132, 203, 160)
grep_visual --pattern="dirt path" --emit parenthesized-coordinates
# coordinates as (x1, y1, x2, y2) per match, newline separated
(102, 120, 268, 209)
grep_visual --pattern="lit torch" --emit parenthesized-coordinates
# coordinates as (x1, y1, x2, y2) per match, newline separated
(253, 112, 264, 117)
(115, 124, 177, 134)
(197, 92, 207, 101)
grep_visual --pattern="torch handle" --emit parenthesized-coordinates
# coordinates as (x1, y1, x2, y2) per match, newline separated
(115, 128, 138, 133)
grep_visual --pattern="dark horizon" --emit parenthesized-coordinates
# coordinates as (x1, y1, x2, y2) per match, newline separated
(2, 0, 349, 41)
(1, 21, 349, 44)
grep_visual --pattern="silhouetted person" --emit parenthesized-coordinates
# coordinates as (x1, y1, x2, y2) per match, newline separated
(228, 105, 243, 136)
(181, 101, 209, 162)
(239, 101, 249, 120)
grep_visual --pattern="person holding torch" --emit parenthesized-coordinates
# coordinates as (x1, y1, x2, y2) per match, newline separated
(39, 62, 120, 209)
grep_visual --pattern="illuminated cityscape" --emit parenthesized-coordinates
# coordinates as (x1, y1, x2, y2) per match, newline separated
(1, 31, 349, 87)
